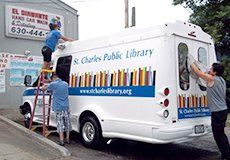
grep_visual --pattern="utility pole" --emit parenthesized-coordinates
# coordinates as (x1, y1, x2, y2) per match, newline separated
(124, 0, 129, 28)
(131, 7, 136, 27)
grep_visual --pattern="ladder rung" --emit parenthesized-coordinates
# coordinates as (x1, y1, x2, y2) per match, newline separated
(41, 69, 55, 73)
(36, 104, 51, 107)
(32, 124, 44, 127)
(34, 115, 50, 117)
(44, 130, 57, 137)
(31, 125, 49, 131)
(44, 105, 51, 107)
(36, 89, 52, 94)
(45, 130, 57, 133)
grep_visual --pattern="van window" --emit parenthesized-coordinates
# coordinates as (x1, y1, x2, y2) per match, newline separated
(198, 47, 207, 91)
(56, 56, 72, 83)
(178, 43, 189, 90)
(198, 47, 207, 66)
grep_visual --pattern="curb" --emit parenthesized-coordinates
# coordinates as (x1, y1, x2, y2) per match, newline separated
(0, 115, 71, 157)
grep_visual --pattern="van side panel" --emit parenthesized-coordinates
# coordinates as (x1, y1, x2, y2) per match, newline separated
(68, 36, 176, 139)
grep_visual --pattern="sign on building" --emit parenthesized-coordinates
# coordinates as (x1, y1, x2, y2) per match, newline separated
(5, 5, 64, 41)
(10, 54, 43, 86)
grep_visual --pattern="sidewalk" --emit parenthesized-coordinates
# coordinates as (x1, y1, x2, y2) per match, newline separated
(0, 115, 78, 160)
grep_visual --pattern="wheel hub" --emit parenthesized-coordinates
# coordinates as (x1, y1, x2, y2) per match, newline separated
(82, 122, 95, 142)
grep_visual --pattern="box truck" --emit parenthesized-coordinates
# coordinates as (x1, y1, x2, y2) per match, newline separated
(21, 21, 216, 148)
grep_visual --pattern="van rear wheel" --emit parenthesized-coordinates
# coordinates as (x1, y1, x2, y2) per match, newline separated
(80, 116, 104, 148)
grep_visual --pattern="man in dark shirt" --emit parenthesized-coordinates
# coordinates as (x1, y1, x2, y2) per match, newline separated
(188, 54, 230, 160)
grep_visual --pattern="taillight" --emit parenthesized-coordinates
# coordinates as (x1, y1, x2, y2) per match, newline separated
(157, 87, 170, 119)
(159, 98, 169, 107)
(164, 88, 170, 96)
(158, 87, 170, 96)
(163, 99, 169, 107)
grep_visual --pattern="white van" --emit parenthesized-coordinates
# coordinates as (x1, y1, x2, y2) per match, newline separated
(21, 21, 216, 148)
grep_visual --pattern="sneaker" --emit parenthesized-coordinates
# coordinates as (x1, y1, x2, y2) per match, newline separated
(65, 139, 70, 144)
(58, 141, 65, 146)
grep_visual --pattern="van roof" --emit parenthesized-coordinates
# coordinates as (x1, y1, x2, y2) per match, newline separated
(55, 21, 213, 56)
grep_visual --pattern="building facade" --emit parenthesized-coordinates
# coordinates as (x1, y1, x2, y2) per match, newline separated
(0, 0, 79, 108)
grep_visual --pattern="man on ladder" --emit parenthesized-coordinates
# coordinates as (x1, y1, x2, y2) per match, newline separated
(42, 70, 72, 146)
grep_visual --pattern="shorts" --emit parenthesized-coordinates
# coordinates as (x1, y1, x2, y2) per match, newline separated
(55, 110, 72, 133)
(41, 46, 52, 62)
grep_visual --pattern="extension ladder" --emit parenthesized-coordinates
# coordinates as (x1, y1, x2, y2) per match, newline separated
(29, 69, 55, 137)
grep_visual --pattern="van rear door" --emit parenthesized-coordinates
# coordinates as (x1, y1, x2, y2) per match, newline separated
(175, 36, 211, 119)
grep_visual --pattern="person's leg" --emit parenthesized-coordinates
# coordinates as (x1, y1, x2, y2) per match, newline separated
(42, 61, 50, 70)
(211, 110, 230, 159)
(33, 47, 52, 87)
(56, 111, 65, 146)
(59, 132, 65, 146)
(66, 131, 70, 144)
(64, 109, 72, 144)
(41, 46, 52, 69)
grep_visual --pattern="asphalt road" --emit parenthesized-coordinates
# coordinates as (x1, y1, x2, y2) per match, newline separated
(46, 127, 230, 160)
(2, 108, 228, 160)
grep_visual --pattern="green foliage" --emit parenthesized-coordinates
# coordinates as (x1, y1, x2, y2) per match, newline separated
(173, 0, 230, 55)
(221, 56, 230, 108)
(173, 0, 230, 109)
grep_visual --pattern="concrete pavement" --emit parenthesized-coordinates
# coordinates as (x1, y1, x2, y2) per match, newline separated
(0, 115, 79, 160)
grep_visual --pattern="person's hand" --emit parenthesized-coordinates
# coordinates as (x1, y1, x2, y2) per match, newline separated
(187, 54, 196, 65)
(57, 44, 65, 50)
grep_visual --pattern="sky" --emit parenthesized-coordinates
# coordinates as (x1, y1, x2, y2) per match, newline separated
(62, 0, 191, 40)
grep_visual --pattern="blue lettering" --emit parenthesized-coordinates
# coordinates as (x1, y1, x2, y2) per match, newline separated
(126, 48, 154, 58)
(103, 51, 123, 61)
(81, 55, 101, 64)
(73, 58, 79, 65)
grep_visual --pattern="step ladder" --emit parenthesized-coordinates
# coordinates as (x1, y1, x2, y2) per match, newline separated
(29, 69, 56, 137)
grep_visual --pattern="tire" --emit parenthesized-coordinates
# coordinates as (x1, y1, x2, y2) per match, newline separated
(24, 112, 31, 128)
(80, 116, 104, 148)
(19, 104, 31, 128)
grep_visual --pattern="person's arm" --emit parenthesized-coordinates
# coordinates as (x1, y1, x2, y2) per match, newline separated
(190, 63, 214, 83)
(60, 35, 74, 42)
(42, 82, 53, 91)
(179, 60, 186, 76)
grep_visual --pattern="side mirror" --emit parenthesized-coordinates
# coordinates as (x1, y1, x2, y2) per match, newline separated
(24, 75, 32, 87)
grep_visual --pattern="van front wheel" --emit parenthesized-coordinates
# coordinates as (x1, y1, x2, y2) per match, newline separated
(80, 116, 103, 148)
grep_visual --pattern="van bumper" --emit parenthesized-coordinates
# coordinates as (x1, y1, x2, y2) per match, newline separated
(151, 124, 212, 143)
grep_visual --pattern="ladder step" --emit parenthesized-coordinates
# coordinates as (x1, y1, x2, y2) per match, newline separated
(44, 130, 57, 137)
(32, 124, 44, 127)
(45, 130, 57, 133)
(31, 125, 44, 131)
(34, 114, 50, 117)
(36, 105, 51, 108)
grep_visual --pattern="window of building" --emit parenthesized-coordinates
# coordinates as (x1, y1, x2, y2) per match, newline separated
(178, 43, 190, 90)
(56, 56, 72, 83)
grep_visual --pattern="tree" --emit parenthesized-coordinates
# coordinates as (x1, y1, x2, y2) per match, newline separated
(221, 56, 230, 108)
(173, 0, 230, 56)
(173, 0, 230, 108)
